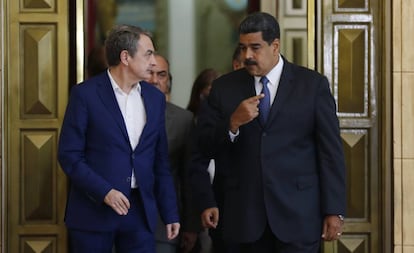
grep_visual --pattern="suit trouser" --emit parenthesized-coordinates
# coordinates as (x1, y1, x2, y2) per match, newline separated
(239, 225, 320, 253)
(68, 189, 155, 253)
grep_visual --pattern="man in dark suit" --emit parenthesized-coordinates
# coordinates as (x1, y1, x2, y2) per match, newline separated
(147, 53, 201, 253)
(58, 25, 180, 253)
(195, 12, 346, 253)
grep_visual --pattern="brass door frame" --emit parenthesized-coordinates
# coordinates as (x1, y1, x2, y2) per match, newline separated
(379, 0, 393, 251)
(75, 0, 85, 83)
(0, 0, 5, 250)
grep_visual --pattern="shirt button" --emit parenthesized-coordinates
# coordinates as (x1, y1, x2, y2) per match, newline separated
(126, 177, 131, 182)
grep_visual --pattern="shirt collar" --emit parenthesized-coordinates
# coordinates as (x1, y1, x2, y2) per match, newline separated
(107, 69, 141, 95)
(254, 54, 284, 86)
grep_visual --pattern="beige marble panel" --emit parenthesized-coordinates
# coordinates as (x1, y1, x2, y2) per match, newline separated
(394, 73, 402, 159)
(401, 0, 414, 71)
(403, 246, 414, 253)
(393, 245, 403, 253)
(402, 159, 414, 245)
(402, 73, 414, 158)
(394, 245, 402, 253)
(394, 159, 402, 245)
(393, 0, 402, 72)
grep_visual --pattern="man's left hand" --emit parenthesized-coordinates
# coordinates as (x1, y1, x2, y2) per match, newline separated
(166, 222, 180, 240)
(321, 215, 344, 241)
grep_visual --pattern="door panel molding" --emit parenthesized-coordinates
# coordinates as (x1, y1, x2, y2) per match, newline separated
(320, 0, 382, 252)
(5, 0, 69, 252)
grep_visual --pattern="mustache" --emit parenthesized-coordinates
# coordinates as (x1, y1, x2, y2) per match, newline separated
(244, 59, 257, 66)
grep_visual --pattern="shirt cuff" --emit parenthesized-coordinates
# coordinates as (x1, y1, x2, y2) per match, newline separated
(229, 129, 239, 142)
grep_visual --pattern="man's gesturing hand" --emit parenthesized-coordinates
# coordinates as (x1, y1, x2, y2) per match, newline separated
(230, 94, 264, 133)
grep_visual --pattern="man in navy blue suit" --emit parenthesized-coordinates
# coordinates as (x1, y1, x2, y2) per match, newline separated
(195, 12, 346, 253)
(58, 25, 180, 253)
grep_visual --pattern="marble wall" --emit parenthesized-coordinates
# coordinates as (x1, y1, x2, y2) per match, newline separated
(393, 0, 414, 252)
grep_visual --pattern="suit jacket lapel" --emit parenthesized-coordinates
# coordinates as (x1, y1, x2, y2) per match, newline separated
(242, 71, 257, 97)
(266, 60, 295, 127)
(135, 82, 156, 152)
(96, 74, 130, 143)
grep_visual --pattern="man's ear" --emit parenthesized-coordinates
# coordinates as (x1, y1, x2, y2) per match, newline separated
(272, 39, 280, 56)
(120, 50, 129, 65)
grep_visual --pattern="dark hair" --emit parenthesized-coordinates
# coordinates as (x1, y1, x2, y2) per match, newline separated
(187, 68, 219, 115)
(104, 25, 152, 66)
(239, 12, 280, 44)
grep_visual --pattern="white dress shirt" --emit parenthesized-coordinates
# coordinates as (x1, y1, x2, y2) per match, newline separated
(108, 70, 146, 188)
(254, 55, 284, 104)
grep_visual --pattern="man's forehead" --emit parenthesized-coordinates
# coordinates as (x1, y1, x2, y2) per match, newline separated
(239, 36, 265, 45)
(137, 35, 154, 50)
(154, 57, 168, 72)
(155, 55, 168, 64)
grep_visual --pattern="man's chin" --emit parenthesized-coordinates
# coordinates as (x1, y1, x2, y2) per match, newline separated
(246, 65, 259, 76)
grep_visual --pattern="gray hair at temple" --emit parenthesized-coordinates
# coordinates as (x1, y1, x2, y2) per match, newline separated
(239, 12, 280, 45)
(104, 24, 152, 66)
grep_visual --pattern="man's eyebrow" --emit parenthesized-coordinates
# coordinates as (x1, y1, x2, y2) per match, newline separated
(156, 70, 167, 74)
(239, 42, 262, 47)
(249, 42, 262, 47)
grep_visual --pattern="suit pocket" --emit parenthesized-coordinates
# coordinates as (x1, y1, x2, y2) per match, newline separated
(296, 175, 318, 190)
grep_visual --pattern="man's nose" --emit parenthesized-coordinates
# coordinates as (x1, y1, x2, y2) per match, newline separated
(244, 48, 253, 59)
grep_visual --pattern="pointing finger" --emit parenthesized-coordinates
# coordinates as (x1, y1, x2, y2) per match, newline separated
(252, 94, 264, 100)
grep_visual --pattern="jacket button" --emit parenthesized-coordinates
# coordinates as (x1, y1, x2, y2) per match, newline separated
(126, 177, 131, 182)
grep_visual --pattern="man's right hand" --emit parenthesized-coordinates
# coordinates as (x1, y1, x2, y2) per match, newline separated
(104, 189, 130, 215)
(201, 207, 219, 229)
(229, 94, 264, 133)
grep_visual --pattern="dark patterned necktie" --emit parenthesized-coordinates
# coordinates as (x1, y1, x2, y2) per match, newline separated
(259, 76, 270, 124)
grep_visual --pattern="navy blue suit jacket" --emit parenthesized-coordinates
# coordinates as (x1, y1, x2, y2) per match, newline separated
(58, 72, 179, 232)
(196, 59, 346, 243)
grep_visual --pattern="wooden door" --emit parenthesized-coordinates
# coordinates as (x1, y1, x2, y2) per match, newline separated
(5, 0, 69, 252)
(264, 0, 389, 252)
(318, 0, 384, 252)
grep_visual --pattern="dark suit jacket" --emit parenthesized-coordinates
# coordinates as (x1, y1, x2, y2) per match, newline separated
(155, 102, 201, 243)
(196, 58, 346, 243)
(58, 72, 179, 232)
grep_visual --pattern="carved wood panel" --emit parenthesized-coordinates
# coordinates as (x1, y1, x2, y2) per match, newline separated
(320, 0, 381, 252)
(6, 0, 69, 252)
